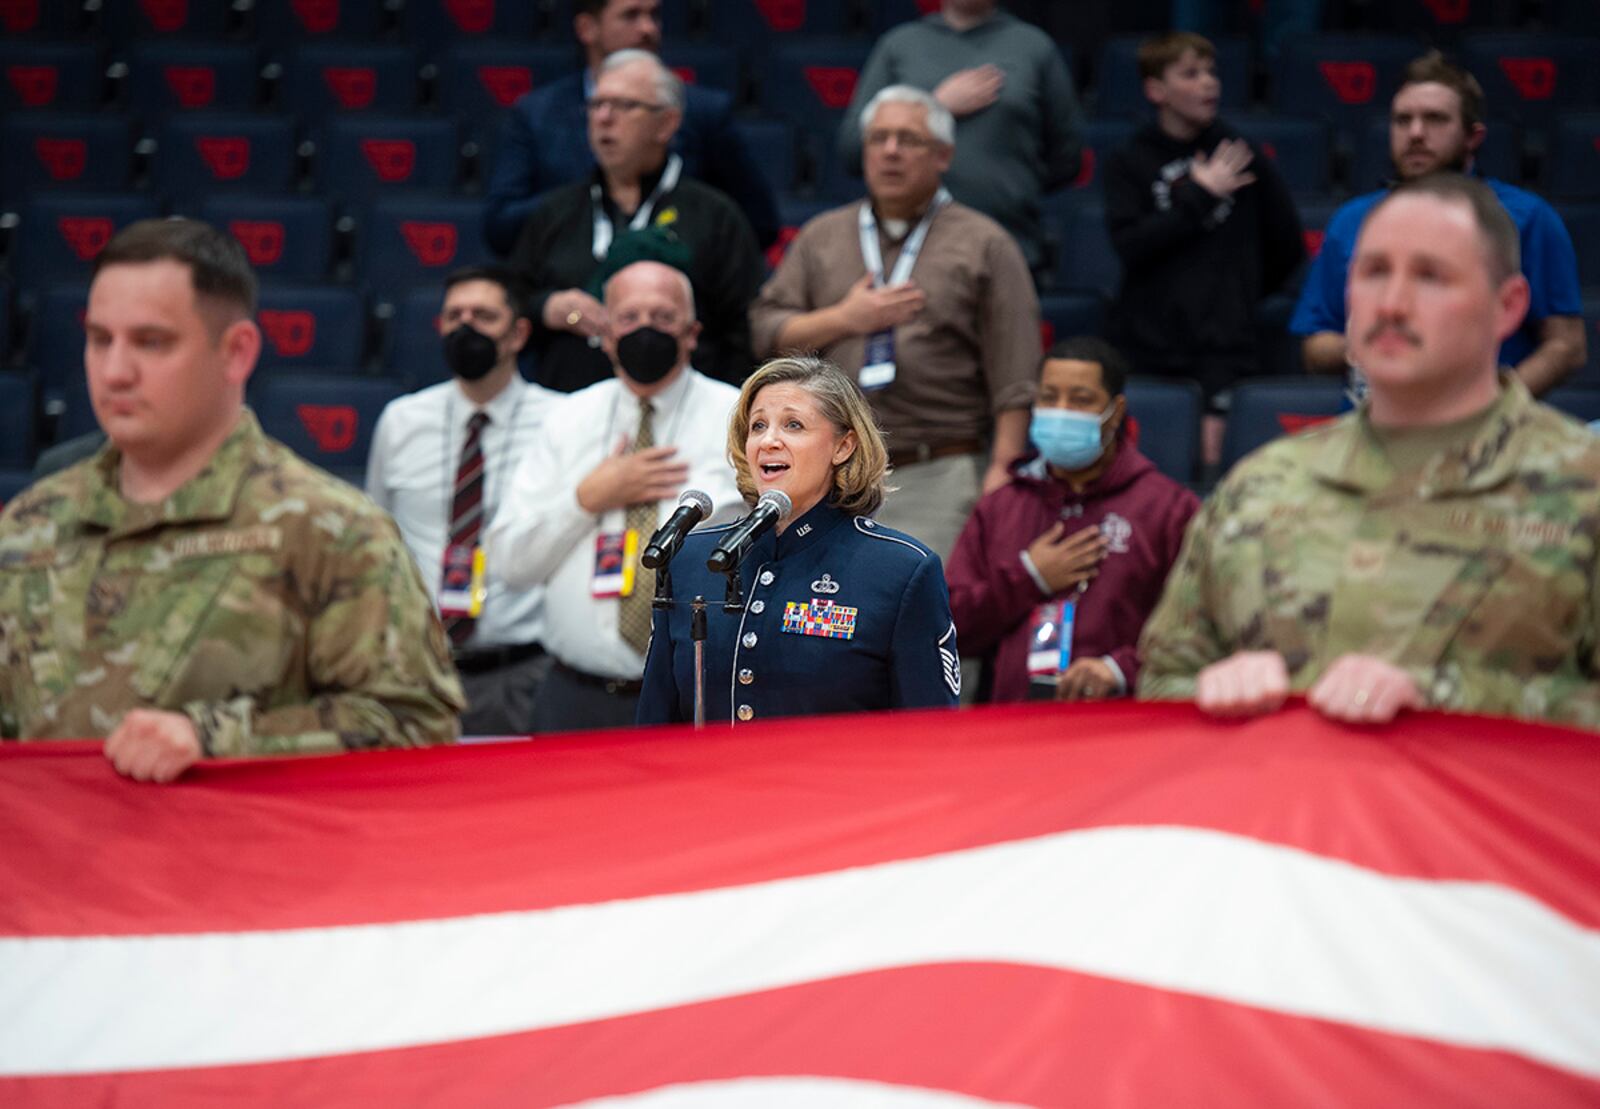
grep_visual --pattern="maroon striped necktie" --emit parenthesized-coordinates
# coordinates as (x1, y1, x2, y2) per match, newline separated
(444, 410, 490, 646)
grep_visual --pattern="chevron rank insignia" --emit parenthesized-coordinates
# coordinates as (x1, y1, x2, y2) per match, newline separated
(782, 599, 858, 639)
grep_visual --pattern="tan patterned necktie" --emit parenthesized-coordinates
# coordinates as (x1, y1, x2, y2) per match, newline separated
(618, 399, 657, 656)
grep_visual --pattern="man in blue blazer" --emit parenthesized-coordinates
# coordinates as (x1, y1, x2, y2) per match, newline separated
(483, 0, 779, 255)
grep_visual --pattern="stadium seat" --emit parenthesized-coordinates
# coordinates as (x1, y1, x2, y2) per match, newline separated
(1052, 118, 1135, 200)
(153, 113, 297, 201)
(1547, 112, 1600, 200)
(1221, 376, 1347, 469)
(0, 41, 102, 111)
(254, 284, 367, 372)
(252, 372, 401, 479)
(196, 194, 337, 282)
(435, 43, 578, 140)
(0, 276, 11, 362)
(1050, 204, 1121, 299)
(719, 0, 852, 40)
(736, 118, 799, 195)
(1349, 0, 1518, 39)
(314, 115, 461, 205)
(279, 44, 420, 117)
(23, 283, 89, 407)
(0, 113, 136, 200)
(0, 372, 36, 468)
(354, 194, 492, 304)
(1230, 115, 1332, 193)
(1038, 291, 1107, 350)
(51, 374, 100, 441)
(1550, 0, 1600, 35)
(766, 195, 835, 270)
(383, 286, 446, 385)
(1570, 291, 1600, 389)
(400, 0, 539, 55)
(661, 43, 740, 97)
(1556, 203, 1600, 288)
(1462, 33, 1600, 151)
(124, 41, 259, 119)
(0, 0, 81, 36)
(0, 469, 33, 508)
(1124, 376, 1201, 486)
(758, 38, 870, 145)
(1543, 387, 1600, 424)
(100, 0, 231, 39)
(1350, 113, 1521, 192)
(1272, 35, 1417, 152)
(253, 0, 385, 60)
(1094, 34, 1249, 118)
(870, 0, 942, 33)
(1294, 194, 1345, 265)
(10, 193, 159, 289)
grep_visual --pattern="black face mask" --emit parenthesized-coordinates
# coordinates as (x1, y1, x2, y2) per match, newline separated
(616, 325, 680, 385)
(443, 324, 500, 382)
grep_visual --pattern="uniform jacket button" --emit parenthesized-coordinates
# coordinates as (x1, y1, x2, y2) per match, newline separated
(759, 570, 775, 586)
(737, 704, 754, 721)
(742, 632, 758, 648)
(738, 668, 754, 685)
(750, 600, 765, 614)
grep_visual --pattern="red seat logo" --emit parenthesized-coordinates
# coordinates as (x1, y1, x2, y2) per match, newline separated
(292, 0, 339, 33)
(296, 404, 357, 453)
(670, 65, 697, 85)
(228, 220, 285, 265)
(196, 136, 250, 179)
(0, 0, 40, 33)
(1303, 229, 1326, 258)
(1419, 0, 1468, 21)
(764, 225, 799, 270)
(1071, 145, 1098, 189)
(259, 310, 316, 357)
(1039, 320, 1055, 349)
(444, 0, 492, 33)
(7, 65, 58, 107)
(1498, 57, 1555, 101)
(141, 0, 188, 32)
(916, 0, 938, 11)
(477, 65, 532, 106)
(35, 138, 86, 181)
(1277, 412, 1336, 435)
(803, 66, 858, 110)
(360, 139, 416, 181)
(323, 67, 376, 109)
(58, 216, 114, 261)
(756, 0, 804, 31)
(163, 66, 216, 108)
(1317, 61, 1376, 104)
(1260, 140, 1279, 160)
(400, 221, 458, 266)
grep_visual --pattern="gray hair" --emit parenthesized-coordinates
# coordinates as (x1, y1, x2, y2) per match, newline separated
(600, 48, 685, 114)
(859, 84, 955, 148)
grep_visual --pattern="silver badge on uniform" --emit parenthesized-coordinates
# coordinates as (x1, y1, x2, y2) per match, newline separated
(811, 573, 840, 594)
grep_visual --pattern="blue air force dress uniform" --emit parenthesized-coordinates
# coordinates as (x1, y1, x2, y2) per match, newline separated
(636, 500, 961, 725)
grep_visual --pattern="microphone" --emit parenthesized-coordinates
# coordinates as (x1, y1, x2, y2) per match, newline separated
(707, 490, 792, 573)
(641, 489, 713, 570)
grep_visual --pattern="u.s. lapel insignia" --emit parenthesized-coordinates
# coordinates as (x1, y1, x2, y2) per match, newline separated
(810, 573, 840, 594)
(782, 598, 858, 639)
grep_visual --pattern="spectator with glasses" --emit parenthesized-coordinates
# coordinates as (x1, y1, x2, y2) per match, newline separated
(509, 50, 765, 393)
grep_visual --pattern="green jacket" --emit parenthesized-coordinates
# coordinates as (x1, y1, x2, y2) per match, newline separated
(0, 410, 465, 753)
(1139, 378, 1600, 729)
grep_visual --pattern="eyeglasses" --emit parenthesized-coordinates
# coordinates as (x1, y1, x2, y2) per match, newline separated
(586, 96, 665, 115)
(863, 128, 942, 150)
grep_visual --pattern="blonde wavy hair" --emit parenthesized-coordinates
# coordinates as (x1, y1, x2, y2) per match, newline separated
(727, 355, 890, 517)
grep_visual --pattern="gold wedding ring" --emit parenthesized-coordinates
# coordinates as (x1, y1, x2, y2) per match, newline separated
(566, 309, 583, 327)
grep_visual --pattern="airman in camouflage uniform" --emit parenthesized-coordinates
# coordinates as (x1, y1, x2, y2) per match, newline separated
(1138, 376, 1600, 727)
(0, 410, 465, 751)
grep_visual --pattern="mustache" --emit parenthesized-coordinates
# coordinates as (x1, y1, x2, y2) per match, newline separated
(1362, 322, 1421, 346)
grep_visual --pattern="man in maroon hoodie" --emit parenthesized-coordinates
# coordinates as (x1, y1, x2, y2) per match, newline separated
(947, 337, 1199, 702)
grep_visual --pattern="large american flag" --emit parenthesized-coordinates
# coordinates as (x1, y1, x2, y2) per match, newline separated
(3, 700, 1598, 1106)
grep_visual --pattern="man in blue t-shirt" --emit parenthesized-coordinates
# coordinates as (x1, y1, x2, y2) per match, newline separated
(1291, 51, 1585, 396)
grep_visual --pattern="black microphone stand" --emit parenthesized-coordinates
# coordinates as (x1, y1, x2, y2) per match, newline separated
(652, 561, 709, 729)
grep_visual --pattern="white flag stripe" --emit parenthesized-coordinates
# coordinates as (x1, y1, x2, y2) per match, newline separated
(562, 1077, 1033, 1107)
(3, 825, 1598, 1078)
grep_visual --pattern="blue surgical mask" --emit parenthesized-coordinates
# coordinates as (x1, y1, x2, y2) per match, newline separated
(1031, 406, 1114, 470)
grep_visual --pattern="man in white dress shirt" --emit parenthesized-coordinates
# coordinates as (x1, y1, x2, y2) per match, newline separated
(366, 266, 557, 735)
(488, 260, 743, 731)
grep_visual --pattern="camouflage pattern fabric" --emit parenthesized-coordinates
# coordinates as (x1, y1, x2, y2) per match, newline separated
(0, 410, 465, 753)
(1138, 377, 1600, 729)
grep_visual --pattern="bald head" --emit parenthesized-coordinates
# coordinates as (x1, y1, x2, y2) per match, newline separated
(603, 261, 701, 395)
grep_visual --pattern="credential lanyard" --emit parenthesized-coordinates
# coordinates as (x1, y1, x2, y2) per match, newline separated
(591, 153, 684, 261)
(857, 185, 950, 293)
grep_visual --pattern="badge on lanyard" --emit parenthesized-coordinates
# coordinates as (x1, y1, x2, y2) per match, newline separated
(439, 542, 487, 619)
(592, 529, 640, 598)
(1027, 598, 1076, 677)
(856, 186, 949, 394)
(860, 331, 896, 392)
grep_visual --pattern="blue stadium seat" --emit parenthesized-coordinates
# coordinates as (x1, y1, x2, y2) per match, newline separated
(254, 285, 367, 372)
(124, 41, 259, 119)
(315, 116, 460, 205)
(1230, 116, 1331, 193)
(1221, 376, 1347, 469)
(1294, 194, 1345, 269)
(196, 194, 336, 282)
(1556, 203, 1600, 288)
(1550, 0, 1600, 35)
(1038, 291, 1107, 350)
(354, 194, 492, 304)
(254, 0, 386, 60)
(737, 118, 799, 195)
(23, 283, 88, 407)
(279, 44, 420, 117)
(1124, 376, 1202, 486)
(766, 194, 835, 271)
(870, 0, 941, 33)
(435, 43, 578, 141)
(383, 286, 447, 385)
(400, 0, 539, 56)
(1047, 118, 1135, 202)
(0, 0, 81, 36)
(1462, 33, 1600, 151)
(0, 41, 102, 111)
(0, 276, 12, 363)
(1543, 387, 1600, 424)
(1050, 204, 1121, 299)
(100, 0, 231, 40)
(51, 374, 101, 442)
(759, 38, 870, 146)
(0, 469, 33, 508)
(1566, 292, 1600, 388)
(0, 113, 136, 200)
(1351, 0, 1518, 39)
(153, 113, 297, 201)
(252, 372, 401, 478)
(0, 372, 37, 468)
(661, 43, 740, 98)
(1094, 34, 1249, 118)
(1350, 114, 1521, 192)
(1272, 35, 1417, 152)
(719, 0, 852, 40)
(10, 193, 159, 289)
(1548, 112, 1600, 200)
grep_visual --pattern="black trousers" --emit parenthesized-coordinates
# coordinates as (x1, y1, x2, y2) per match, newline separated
(531, 662, 643, 734)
